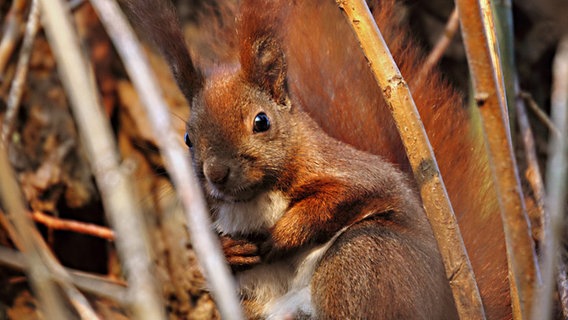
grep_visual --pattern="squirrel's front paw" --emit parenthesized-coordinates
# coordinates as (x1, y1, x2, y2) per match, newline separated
(220, 235, 261, 272)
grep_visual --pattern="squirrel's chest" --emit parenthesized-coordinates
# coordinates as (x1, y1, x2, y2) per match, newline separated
(212, 190, 289, 235)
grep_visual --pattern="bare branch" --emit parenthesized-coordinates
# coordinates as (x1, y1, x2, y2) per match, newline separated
(455, 0, 541, 316)
(520, 91, 561, 137)
(0, 0, 26, 78)
(0, 175, 100, 319)
(37, 0, 165, 318)
(0, 142, 72, 319)
(88, 1, 243, 318)
(2, 0, 41, 143)
(30, 211, 115, 240)
(0, 245, 128, 304)
(418, 7, 459, 79)
(532, 35, 568, 320)
(335, 1, 485, 318)
(515, 89, 545, 245)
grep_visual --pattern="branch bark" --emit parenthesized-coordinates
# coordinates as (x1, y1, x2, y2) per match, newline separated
(30, 210, 115, 240)
(0, 142, 70, 319)
(455, 0, 541, 317)
(2, 0, 41, 143)
(418, 7, 460, 80)
(532, 35, 568, 320)
(336, 1, 486, 318)
(87, 0, 242, 319)
(37, 0, 165, 318)
(0, 245, 128, 304)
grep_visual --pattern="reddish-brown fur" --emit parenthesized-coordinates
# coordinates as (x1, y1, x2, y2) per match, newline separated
(273, 1, 510, 319)
(124, 0, 511, 318)
(189, 41, 458, 317)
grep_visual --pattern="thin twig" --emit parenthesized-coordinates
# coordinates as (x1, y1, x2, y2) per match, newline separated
(30, 211, 115, 240)
(520, 91, 561, 137)
(0, 141, 71, 319)
(336, 1, 486, 318)
(1, 217, 101, 320)
(0, 163, 100, 319)
(557, 259, 568, 319)
(0, 0, 26, 78)
(515, 88, 545, 245)
(0, 245, 128, 304)
(532, 35, 568, 320)
(88, 1, 243, 318)
(2, 0, 41, 143)
(455, 0, 540, 317)
(418, 7, 459, 79)
(37, 0, 166, 319)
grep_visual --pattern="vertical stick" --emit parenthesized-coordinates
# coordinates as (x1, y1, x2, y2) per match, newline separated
(532, 36, 568, 320)
(454, 0, 540, 318)
(336, 1, 486, 318)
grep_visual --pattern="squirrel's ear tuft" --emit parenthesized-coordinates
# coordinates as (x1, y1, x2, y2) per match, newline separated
(241, 35, 287, 105)
(122, 0, 203, 104)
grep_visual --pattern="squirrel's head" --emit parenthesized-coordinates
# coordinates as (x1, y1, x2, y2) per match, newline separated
(185, 35, 295, 202)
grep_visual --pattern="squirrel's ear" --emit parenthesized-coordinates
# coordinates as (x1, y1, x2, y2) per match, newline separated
(241, 36, 287, 104)
(122, 0, 203, 104)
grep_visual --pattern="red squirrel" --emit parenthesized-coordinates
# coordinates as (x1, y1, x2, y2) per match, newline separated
(123, 0, 510, 319)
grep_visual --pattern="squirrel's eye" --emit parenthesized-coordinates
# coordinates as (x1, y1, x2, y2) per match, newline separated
(253, 112, 271, 133)
(184, 132, 193, 148)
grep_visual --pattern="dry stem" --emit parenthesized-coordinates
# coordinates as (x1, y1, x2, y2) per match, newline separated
(37, 0, 165, 318)
(0, 0, 26, 78)
(520, 91, 561, 137)
(0, 141, 98, 319)
(0, 245, 128, 303)
(418, 7, 460, 80)
(532, 35, 568, 320)
(31, 211, 115, 240)
(515, 86, 546, 245)
(2, 0, 41, 143)
(455, 0, 540, 317)
(88, 0, 243, 318)
(336, 1, 485, 318)
(557, 260, 568, 319)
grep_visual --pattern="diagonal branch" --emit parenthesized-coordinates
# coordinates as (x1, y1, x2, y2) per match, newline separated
(0, 0, 26, 78)
(336, 1, 486, 319)
(30, 211, 115, 240)
(2, 0, 41, 143)
(455, 0, 541, 318)
(86, 0, 242, 319)
(37, 0, 165, 318)
(0, 141, 93, 319)
(418, 7, 460, 79)
(0, 245, 128, 304)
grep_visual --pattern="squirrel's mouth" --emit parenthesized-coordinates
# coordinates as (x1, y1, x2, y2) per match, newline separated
(206, 182, 260, 203)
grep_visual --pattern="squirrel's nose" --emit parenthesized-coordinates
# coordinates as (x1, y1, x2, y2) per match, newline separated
(204, 160, 230, 186)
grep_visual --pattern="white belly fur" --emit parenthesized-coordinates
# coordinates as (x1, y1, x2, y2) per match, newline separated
(213, 190, 289, 235)
(213, 191, 339, 318)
